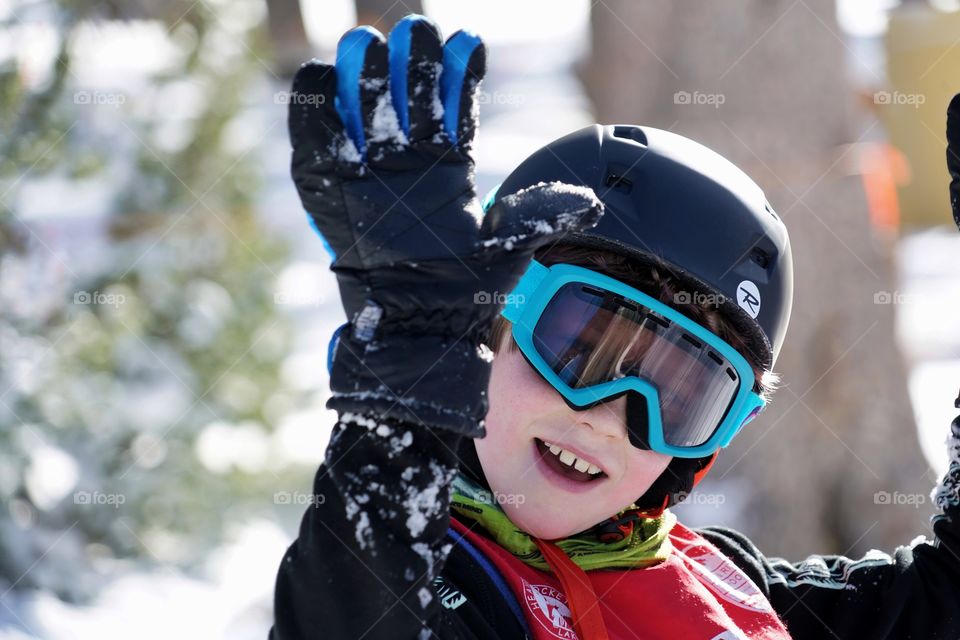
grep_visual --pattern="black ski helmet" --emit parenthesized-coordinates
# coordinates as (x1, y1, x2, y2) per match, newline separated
(486, 124, 793, 371)
(482, 124, 794, 512)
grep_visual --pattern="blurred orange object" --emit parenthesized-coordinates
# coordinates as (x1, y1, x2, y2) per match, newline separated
(860, 142, 909, 233)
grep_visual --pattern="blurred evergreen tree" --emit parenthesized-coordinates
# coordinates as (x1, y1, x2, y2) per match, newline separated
(0, 0, 303, 601)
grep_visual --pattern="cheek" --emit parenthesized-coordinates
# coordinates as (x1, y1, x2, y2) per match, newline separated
(477, 350, 560, 468)
(485, 349, 559, 434)
(619, 449, 673, 495)
(596, 450, 673, 517)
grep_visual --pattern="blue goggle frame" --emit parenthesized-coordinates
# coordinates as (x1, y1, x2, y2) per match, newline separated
(501, 260, 765, 458)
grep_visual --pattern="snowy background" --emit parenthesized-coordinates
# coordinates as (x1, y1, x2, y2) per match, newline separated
(2, 0, 959, 637)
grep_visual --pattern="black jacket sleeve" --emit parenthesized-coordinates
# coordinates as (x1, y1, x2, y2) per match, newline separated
(270, 411, 472, 640)
(270, 335, 491, 640)
(699, 428, 960, 640)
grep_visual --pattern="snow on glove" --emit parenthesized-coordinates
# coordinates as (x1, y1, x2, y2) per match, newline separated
(288, 15, 603, 435)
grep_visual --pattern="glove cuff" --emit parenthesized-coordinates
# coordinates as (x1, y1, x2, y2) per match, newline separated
(327, 332, 490, 437)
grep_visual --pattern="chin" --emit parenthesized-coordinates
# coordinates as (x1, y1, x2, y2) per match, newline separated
(505, 504, 586, 541)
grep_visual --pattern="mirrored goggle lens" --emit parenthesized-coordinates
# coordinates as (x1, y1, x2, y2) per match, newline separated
(531, 282, 743, 448)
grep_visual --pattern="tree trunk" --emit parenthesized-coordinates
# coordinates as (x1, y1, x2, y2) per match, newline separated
(264, 0, 313, 78)
(355, 0, 423, 33)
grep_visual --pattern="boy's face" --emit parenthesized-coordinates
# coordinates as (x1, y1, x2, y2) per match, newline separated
(474, 335, 673, 540)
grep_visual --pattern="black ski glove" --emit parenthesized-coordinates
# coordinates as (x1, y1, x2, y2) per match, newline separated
(288, 16, 603, 435)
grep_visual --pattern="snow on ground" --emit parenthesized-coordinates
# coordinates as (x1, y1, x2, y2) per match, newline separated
(898, 228, 960, 477)
(0, 520, 288, 640)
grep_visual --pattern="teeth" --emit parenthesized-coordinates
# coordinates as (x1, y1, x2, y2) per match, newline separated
(541, 439, 603, 476)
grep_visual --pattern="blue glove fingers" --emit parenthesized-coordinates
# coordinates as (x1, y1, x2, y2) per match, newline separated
(439, 30, 486, 147)
(335, 26, 385, 159)
(388, 14, 443, 143)
(387, 17, 415, 136)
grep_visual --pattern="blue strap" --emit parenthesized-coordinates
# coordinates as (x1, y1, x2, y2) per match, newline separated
(327, 323, 347, 374)
(439, 30, 482, 145)
(446, 527, 531, 636)
(305, 212, 337, 260)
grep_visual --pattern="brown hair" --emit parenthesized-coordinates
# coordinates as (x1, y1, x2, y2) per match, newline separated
(488, 244, 779, 401)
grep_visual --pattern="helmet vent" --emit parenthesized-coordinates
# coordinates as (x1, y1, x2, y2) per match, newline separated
(612, 125, 647, 145)
(604, 171, 633, 192)
(764, 202, 780, 221)
(750, 247, 771, 269)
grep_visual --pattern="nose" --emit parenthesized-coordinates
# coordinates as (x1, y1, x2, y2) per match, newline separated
(575, 395, 628, 440)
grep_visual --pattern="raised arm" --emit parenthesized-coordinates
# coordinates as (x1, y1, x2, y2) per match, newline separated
(269, 16, 602, 640)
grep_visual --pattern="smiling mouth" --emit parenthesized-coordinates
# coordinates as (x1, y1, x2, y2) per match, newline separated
(534, 438, 607, 483)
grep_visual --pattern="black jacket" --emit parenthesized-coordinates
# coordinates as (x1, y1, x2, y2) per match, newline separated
(270, 411, 960, 639)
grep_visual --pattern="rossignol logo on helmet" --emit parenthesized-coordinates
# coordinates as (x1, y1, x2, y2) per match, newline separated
(736, 280, 761, 319)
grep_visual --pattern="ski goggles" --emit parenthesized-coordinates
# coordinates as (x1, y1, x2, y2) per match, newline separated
(501, 260, 765, 458)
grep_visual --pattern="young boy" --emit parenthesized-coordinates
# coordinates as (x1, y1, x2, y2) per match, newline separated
(272, 15, 960, 640)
